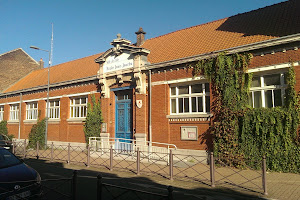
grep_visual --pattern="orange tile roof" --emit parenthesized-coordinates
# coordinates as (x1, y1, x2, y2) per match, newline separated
(4, 53, 102, 93)
(4, 0, 300, 93)
(142, 0, 300, 63)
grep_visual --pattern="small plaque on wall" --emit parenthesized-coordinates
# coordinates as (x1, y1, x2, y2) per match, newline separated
(181, 126, 198, 141)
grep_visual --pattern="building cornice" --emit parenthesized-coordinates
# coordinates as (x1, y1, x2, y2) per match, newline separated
(0, 75, 98, 97)
(145, 33, 300, 70)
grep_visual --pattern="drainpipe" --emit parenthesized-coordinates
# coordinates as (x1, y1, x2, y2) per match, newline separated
(148, 70, 152, 146)
(18, 92, 22, 140)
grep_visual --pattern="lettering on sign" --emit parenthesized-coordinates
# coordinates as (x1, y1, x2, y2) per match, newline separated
(103, 53, 134, 73)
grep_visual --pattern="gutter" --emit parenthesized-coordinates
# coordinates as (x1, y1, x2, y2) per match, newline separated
(145, 33, 300, 70)
(148, 70, 152, 146)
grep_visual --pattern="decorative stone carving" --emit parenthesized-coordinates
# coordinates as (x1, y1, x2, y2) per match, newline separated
(116, 74, 123, 84)
(99, 78, 110, 98)
(134, 72, 142, 93)
(95, 33, 150, 96)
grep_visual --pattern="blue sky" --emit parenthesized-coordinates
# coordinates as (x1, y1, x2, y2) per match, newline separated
(0, 0, 285, 66)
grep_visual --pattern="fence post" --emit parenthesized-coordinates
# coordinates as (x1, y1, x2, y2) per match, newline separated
(71, 170, 77, 200)
(87, 144, 90, 167)
(137, 147, 140, 175)
(210, 152, 215, 187)
(167, 186, 173, 200)
(169, 150, 173, 181)
(68, 143, 71, 164)
(12, 141, 15, 154)
(110, 145, 113, 171)
(36, 141, 39, 160)
(50, 142, 54, 162)
(262, 155, 268, 195)
(23, 139, 26, 159)
(97, 174, 102, 200)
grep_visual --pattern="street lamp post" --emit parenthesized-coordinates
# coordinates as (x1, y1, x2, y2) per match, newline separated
(30, 46, 51, 147)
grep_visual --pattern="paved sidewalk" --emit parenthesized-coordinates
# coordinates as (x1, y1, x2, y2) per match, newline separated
(265, 171, 300, 200)
(25, 159, 300, 200)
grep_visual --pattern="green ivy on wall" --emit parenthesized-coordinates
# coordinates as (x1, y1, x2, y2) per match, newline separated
(28, 117, 46, 149)
(0, 120, 14, 140)
(83, 94, 103, 144)
(194, 53, 300, 173)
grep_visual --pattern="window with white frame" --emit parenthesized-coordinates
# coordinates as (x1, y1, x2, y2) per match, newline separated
(10, 104, 19, 121)
(48, 100, 60, 119)
(0, 106, 4, 121)
(170, 83, 210, 114)
(70, 97, 87, 118)
(26, 102, 38, 120)
(249, 72, 286, 108)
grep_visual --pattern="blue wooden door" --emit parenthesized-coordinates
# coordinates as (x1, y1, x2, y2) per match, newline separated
(115, 91, 132, 151)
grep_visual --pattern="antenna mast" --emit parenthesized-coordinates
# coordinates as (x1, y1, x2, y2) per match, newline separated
(50, 23, 54, 66)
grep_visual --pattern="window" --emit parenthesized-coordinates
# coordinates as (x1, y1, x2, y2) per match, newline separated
(26, 102, 38, 120)
(0, 106, 3, 121)
(170, 83, 210, 114)
(10, 104, 19, 121)
(48, 100, 60, 119)
(249, 72, 286, 108)
(70, 97, 87, 118)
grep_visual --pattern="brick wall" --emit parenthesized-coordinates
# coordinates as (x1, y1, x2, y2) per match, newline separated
(150, 66, 212, 150)
(0, 49, 40, 92)
(1, 82, 99, 143)
(249, 49, 300, 69)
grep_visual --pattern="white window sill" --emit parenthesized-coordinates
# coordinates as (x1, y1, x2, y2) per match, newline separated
(48, 119, 61, 123)
(167, 113, 213, 119)
(23, 119, 38, 124)
(67, 118, 86, 123)
(8, 120, 19, 124)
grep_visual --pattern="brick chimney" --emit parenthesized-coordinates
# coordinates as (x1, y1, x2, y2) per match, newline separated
(39, 58, 44, 68)
(135, 27, 146, 46)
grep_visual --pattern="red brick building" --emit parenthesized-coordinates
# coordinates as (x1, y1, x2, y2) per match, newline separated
(0, 0, 299, 151)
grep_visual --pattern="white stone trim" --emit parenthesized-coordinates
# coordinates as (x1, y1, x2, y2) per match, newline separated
(23, 99, 41, 103)
(67, 118, 86, 123)
(48, 119, 61, 123)
(66, 92, 93, 98)
(23, 119, 37, 124)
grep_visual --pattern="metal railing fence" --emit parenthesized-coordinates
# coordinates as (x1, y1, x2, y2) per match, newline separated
(89, 137, 177, 162)
(2, 140, 267, 195)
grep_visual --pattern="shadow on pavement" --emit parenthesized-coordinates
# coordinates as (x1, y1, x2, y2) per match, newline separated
(24, 158, 267, 200)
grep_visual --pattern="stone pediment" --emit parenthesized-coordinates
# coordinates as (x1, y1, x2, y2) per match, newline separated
(95, 44, 150, 64)
(95, 35, 150, 64)
(95, 34, 150, 98)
